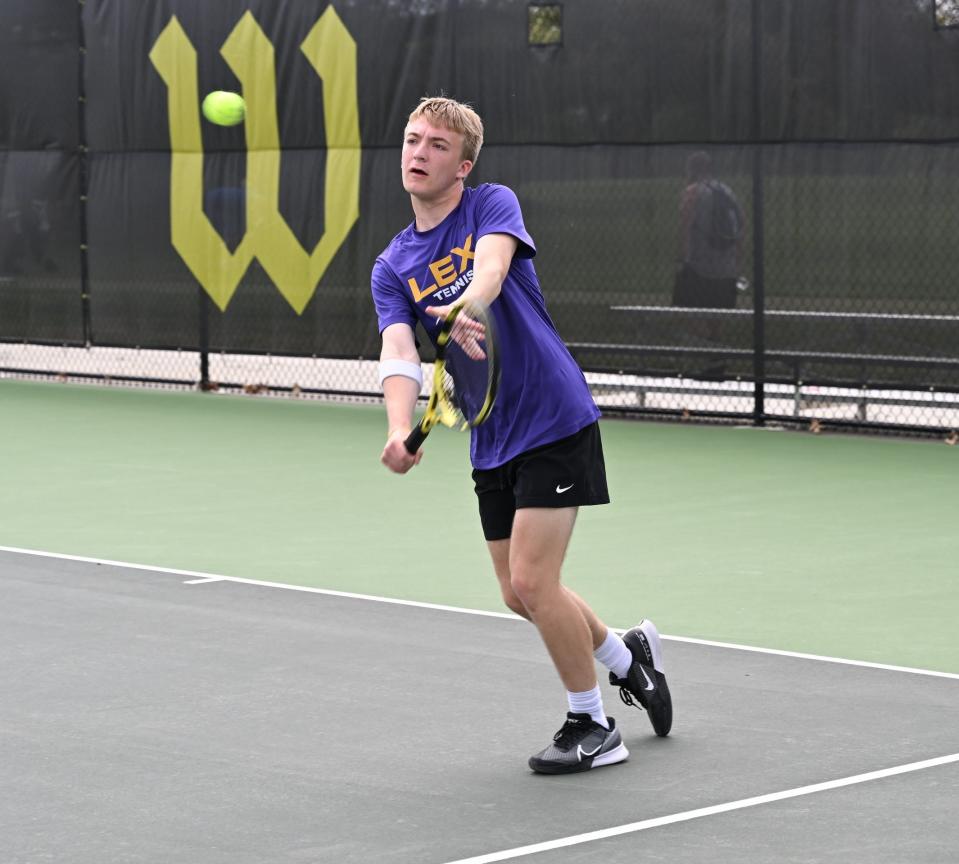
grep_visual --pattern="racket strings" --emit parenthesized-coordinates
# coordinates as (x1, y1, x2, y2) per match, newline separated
(441, 318, 493, 426)
(429, 302, 499, 430)
(438, 365, 467, 428)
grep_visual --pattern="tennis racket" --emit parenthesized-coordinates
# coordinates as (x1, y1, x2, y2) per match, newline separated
(404, 301, 500, 454)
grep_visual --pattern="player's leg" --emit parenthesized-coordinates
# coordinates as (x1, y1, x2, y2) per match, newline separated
(488, 536, 610, 650)
(486, 509, 600, 692)
(508, 505, 628, 773)
(490, 533, 645, 710)
(478, 482, 629, 772)
(508, 421, 673, 744)
(492, 521, 672, 741)
(508, 506, 594, 692)
(505, 422, 622, 688)
(475, 424, 666, 769)
(487, 539, 528, 619)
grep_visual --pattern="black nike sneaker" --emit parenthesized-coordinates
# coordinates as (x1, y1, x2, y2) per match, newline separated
(609, 618, 673, 737)
(528, 712, 629, 775)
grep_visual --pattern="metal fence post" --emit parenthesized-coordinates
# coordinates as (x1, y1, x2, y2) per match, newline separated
(751, 0, 766, 427)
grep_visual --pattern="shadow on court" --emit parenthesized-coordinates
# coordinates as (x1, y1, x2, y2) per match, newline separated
(2, 550, 957, 864)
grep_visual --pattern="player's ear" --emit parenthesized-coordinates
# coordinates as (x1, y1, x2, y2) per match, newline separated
(456, 159, 473, 180)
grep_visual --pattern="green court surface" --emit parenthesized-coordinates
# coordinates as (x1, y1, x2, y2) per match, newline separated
(2, 378, 957, 673)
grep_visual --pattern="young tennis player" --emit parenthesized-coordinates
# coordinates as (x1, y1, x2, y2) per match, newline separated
(371, 96, 672, 774)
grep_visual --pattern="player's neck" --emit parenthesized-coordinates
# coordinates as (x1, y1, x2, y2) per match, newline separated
(411, 184, 464, 231)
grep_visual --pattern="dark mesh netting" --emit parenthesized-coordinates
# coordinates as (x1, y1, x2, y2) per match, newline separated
(2, 0, 957, 431)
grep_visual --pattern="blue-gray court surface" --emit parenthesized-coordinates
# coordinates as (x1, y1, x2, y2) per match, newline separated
(1, 381, 958, 863)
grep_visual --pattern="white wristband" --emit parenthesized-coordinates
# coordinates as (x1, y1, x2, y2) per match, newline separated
(378, 359, 423, 389)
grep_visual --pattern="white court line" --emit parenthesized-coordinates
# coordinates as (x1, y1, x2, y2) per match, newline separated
(659, 634, 959, 681)
(0, 545, 521, 621)
(2, 544, 958, 681)
(439, 753, 959, 864)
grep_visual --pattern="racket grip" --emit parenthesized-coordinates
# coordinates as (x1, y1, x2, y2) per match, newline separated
(404, 424, 428, 454)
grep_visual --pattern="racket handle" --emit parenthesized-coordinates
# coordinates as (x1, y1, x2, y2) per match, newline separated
(404, 424, 428, 454)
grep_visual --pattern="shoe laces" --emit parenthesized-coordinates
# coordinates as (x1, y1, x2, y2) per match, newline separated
(553, 717, 590, 748)
(618, 686, 645, 712)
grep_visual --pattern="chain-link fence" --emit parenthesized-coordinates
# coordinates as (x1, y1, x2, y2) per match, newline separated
(6, 140, 957, 433)
(2, 0, 958, 436)
(522, 142, 959, 434)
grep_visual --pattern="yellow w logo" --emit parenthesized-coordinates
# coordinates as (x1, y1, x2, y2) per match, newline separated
(149, 9, 360, 313)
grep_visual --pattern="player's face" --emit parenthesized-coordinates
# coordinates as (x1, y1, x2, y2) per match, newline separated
(402, 119, 472, 200)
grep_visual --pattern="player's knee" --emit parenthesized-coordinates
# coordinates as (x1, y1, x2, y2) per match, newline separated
(500, 585, 529, 618)
(510, 570, 553, 612)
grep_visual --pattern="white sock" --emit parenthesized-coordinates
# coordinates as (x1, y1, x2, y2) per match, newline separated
(593, 628, 633, 680)
(567, 685, 608, 729)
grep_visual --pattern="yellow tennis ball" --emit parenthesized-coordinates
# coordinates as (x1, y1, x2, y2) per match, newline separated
(201, 91, 246, 127)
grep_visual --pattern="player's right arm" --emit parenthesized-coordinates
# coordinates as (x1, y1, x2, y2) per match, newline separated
(379, 322, 423, 474)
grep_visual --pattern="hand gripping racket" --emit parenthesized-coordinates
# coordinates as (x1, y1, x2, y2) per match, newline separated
(404, 301, 500, 454)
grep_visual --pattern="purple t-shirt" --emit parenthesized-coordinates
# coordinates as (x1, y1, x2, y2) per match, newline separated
(371, 183, 600, 470)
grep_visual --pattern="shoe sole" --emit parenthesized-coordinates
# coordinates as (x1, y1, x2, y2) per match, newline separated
(638, 619, 664, 673)
(647, 671, 672, 737)
(529, 742, 629, 775)
(627, 619, 673, 738)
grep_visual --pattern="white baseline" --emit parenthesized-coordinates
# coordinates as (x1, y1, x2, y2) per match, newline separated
(438, 753, 959, 864)
(1, 544, 958, 681)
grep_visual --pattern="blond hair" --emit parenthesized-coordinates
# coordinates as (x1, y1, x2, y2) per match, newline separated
(407, 96, 484, 164)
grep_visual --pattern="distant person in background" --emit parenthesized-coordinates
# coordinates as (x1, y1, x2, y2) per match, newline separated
(673, 151, 745, 311)
(1, 175, 57, 277)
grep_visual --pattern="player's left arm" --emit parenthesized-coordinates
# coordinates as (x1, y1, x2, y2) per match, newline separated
(425, 232, 518, 320)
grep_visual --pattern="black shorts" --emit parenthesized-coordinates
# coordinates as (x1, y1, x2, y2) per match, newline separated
(471, 421, 610, 541)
